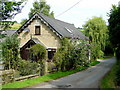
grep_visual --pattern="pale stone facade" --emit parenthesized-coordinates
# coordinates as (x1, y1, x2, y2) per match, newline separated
(18, 18, 61, 49)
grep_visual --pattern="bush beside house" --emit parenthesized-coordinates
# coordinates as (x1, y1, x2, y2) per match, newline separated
(53, 38, 91, 72)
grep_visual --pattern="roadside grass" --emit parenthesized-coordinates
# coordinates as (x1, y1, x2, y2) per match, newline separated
(2, 60, 100, 88)
(98, 55, 114, 60)
(2, 67, 87, 88)
(100, 59, 120, 88)
(100, 65, 116, 88)
(88, 61, 100, 66)
(100, 64, 116, 88)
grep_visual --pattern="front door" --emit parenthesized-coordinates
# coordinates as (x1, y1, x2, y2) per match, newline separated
(20, 48, 30, 60)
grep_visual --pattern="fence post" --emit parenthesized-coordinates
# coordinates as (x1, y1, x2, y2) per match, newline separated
(1, 69, 15, 85)
(44, 60, 48, 75)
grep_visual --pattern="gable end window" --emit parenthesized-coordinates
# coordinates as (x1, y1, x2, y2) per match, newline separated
(35, 26, 41, 35)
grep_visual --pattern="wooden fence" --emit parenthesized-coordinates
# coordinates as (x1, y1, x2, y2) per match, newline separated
(0, 69, 39, 85)
(0, 69, 15, 85)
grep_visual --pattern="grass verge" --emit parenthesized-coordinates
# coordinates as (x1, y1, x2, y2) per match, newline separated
(2, 61, 100, 88)
(88, 61, 100, 66)
(100, 60, 120, 88)
(98, 56, 114, 60)
(100, 64, 116, 88)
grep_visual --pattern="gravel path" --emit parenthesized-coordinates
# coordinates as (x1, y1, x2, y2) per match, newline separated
(27, 57, 116, 88)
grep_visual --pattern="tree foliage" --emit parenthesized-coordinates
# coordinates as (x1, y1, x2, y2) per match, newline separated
(28, 0, 54, 18)
(53, 38, 90, 72)
(30, 44, 46, 61)
(20, 18, 27, 25)
(0, 0, 25, 29)
(2, 35, 20, 70)
(108, 5, 120, 58)
(108, 5, 120, 86)
(83, 17, 108, 58)
(0, 0, 23, 20)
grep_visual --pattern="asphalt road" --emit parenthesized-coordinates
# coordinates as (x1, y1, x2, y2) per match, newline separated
(27, 57, 116, 88)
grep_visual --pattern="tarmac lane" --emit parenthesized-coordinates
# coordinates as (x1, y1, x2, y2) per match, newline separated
(27, 57, 116, 88)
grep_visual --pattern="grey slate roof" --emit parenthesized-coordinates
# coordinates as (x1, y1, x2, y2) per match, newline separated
(20, 38, 47, 49)
(1, 29, 17, 36)
(38, 13, 87, 39)
(17, 13, 87, 39)
(32, 38, 47, 48)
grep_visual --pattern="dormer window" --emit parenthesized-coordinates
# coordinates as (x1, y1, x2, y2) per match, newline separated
(35, 26, 41, 35)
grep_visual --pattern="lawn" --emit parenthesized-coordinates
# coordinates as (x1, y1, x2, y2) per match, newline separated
(2, 61, 100, 88)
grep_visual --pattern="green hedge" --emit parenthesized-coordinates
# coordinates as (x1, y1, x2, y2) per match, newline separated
(17, 60, 40, 76)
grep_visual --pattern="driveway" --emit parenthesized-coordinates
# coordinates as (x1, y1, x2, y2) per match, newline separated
(27, 57, 116, 88)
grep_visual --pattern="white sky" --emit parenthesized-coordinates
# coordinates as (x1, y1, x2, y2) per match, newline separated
(13, 0, 120, 27)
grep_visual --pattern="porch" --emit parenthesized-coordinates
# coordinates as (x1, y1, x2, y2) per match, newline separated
(20, 38, 56, 61)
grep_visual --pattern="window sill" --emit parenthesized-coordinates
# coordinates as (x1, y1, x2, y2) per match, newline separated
(35, 34, 41, 35)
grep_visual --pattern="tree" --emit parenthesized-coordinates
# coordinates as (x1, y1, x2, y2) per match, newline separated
(0, 0, 26, 30)
(108, 5, 120, 58)
(83, 17, 108, 59)
(108, 5, 120, 86)
(20, 18, 27, 25)
(29, 0, 54, 18)
(2, 35, 20, 70)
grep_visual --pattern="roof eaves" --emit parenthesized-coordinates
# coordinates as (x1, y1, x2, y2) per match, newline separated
(16, 12, 63, 39)
(16, 13, 38, 34)
(37, 13, 63, 39)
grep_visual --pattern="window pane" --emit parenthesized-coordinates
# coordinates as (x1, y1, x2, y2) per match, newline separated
(35, 26, 40, 35)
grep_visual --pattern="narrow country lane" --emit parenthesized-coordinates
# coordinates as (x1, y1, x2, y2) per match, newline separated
(27, 57, 116, 88)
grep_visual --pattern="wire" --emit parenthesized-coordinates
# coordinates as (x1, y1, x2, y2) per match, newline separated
(56, 0, 83, 17)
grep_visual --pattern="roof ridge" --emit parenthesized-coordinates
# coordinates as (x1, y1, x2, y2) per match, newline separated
(39, 13, 73, 26)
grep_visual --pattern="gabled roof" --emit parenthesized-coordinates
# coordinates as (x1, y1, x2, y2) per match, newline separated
(20, 38, 47, 50)
(17, 13, 87, 39)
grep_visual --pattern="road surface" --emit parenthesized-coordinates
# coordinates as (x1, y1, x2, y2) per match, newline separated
(27, 57, 116, 88)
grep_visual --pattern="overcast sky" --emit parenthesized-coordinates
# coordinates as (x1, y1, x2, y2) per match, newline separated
(13, 0, 120, 27)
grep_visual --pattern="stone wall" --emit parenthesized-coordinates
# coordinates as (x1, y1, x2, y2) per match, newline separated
(18, 18, 61, 49)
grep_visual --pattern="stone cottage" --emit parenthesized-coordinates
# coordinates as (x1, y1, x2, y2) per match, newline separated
(16, 12, 87, 61)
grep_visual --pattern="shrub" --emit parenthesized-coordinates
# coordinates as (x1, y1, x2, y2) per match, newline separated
(17, 59, 40, 76)
(71, 39, 90, 68)
(53, 38, 75, 72)
(53, 38, 90, 72)
(47, 62, 56, 73)
(0, 34, 6, 39)
(30, 44, 46, 61)
(98, 50, 104, 58)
